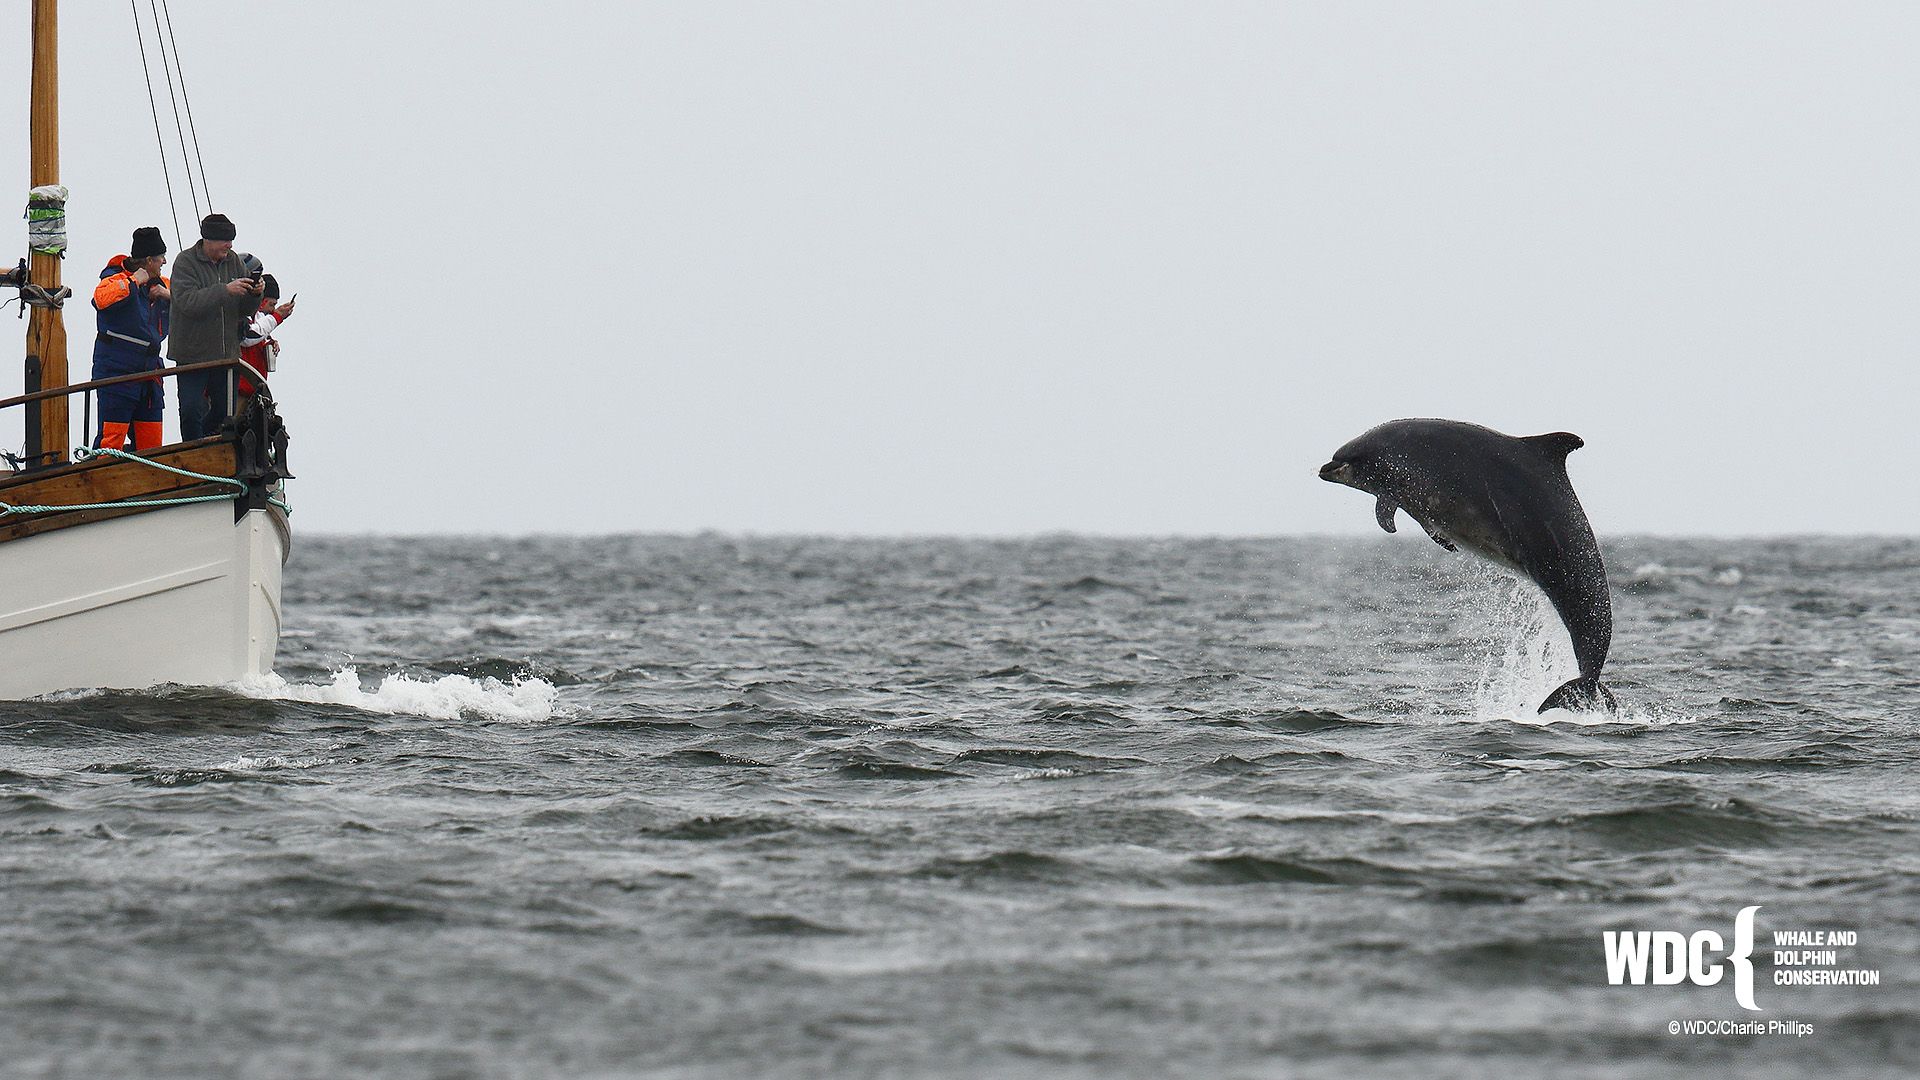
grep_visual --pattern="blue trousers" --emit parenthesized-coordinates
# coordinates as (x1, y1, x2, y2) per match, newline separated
(92, 343, 166, 439)
(98, 379, 165, 427)
(176, 367, 234, 441)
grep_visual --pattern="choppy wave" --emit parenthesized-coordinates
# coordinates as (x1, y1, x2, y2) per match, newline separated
(3, 535, 1914, 1078)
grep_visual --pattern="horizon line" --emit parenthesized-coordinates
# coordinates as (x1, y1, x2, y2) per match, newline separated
(290, 529, 1920, 542)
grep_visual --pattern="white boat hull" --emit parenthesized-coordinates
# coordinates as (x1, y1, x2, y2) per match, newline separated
(0, 501, 289, 699)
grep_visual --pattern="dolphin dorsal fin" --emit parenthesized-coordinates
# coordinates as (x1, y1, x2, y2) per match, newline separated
(1522, 431, 1585, 458)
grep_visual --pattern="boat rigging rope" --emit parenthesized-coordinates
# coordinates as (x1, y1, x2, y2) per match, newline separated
(146, 0, 201, 221)
(129, 0, 186, 248)
(157, 0, 215, 213)
(130, 0, 216, 245)
(0, 448, 289, 518)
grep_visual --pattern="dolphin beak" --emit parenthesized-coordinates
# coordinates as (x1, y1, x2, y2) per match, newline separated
(1319, 460, 1351, 484)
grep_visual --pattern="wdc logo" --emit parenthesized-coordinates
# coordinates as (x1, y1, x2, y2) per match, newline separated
(1603, 905, 1762, 1011)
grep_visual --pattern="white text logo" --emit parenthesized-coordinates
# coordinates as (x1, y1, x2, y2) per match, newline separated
(1603, 905, 1761, 1011)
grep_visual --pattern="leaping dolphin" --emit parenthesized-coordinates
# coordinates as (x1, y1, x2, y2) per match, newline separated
(1319, 418, 1617, 714)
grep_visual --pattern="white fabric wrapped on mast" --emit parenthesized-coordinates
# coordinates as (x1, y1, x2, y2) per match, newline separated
(25, 184, 68, 257)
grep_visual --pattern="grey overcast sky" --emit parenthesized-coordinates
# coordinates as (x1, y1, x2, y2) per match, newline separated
(7, 2, 1918, 535)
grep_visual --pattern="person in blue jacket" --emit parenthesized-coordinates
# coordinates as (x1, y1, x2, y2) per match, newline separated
(91, 226, 172, 451)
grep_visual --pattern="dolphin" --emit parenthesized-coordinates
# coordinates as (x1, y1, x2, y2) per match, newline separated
(1318, 418, 1617, 714)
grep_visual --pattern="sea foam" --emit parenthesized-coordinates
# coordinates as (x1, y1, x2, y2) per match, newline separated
(234, 668, 560, 724)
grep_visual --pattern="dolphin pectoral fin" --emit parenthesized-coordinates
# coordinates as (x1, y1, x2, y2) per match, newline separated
(1539, 677, 1617, 714)
(1374, 496, 1398, 534)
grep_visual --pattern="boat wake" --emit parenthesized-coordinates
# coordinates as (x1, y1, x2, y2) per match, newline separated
(234, 668, 561, 724)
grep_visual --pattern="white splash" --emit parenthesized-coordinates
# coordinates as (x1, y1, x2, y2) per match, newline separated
(216, 754, 335, 771)
(1466, 578, 1575, 723)
(1457, 574, 1691, 727)
(233, 668, 560, 724)
(32, 686, 107, 702)
(1521, 701, 1695, 728)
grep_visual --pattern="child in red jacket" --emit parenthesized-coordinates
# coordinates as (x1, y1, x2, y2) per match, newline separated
(238, 273, 295, 397)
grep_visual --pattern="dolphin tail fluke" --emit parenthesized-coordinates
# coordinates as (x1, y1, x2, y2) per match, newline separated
(1538, 677, 1618, 715)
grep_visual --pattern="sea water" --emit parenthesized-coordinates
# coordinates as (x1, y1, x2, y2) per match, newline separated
(1, 535, 1915, 1078)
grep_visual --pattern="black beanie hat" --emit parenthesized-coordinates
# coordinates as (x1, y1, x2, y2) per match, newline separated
(262, 273, 280, 300)
(130, 226, 167, 260)
(200, 213, 237, 241)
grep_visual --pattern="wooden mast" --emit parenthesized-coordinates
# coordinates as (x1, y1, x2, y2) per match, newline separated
(26, 0, 67, 465)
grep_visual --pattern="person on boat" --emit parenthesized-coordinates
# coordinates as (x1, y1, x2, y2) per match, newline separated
(169, 213, 264, 440)
(89, 226, 172, 452)
(237, 273, 295, 399)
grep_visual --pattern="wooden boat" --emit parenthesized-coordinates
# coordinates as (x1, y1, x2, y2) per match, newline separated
(0, 1, 292, 699)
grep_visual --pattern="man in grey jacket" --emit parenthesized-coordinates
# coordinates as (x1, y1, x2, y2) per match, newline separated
(169, 213, 263, 439)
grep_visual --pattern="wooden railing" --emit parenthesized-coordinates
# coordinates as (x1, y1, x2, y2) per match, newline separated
(2, 359, 255, 469)
(0, 358, 249, 412)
